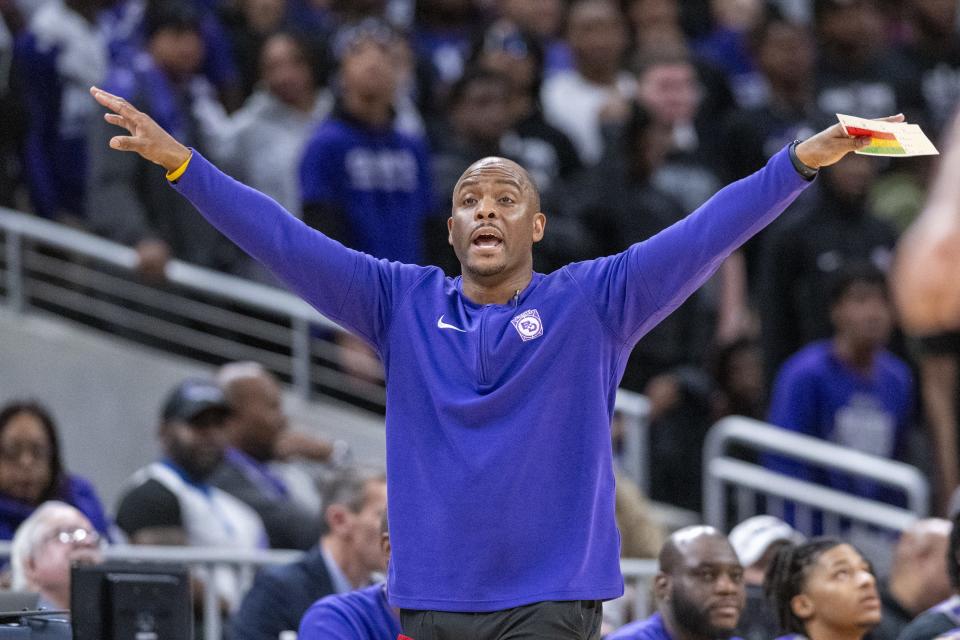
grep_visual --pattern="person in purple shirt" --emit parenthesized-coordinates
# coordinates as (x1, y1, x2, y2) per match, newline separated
(763, 262, 913, 525)
(89, 82, 885, 639)
(607, 525, 745, 640)
(299, 513, 401, 640)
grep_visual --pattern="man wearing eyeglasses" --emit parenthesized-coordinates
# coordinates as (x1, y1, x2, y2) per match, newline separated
(10, 501, 103, 612)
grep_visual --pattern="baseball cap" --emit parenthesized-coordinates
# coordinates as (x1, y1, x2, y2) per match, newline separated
(161, 379, 230, 425)
(729, 515, 805, 567)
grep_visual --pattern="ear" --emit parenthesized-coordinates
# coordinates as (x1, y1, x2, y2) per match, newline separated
(447, 216, 454, 246)
(791, 593, 815, 621)
(653, 572, 670, 603)
(325, 504, 350, 535)
(23, 553, 38, 586)
(532, 212, 546, 244)
(381, 532, 391, 559)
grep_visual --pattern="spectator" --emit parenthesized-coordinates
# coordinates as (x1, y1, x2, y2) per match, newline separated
(541, 0, 633, 165)
(11, 501, 103, 612)
(898, 511, 960, 640)
(221, 0, 289, 100)
(871, 519, 953, 640)
(730, 515, 805, 640)
(765, 538, 881, 640)
(213, 31, 332, 218)
(298, 512, 400, 640)
(411, 0, 479, 105)
(812, 0, 918, 120)
(720, 10, 823, 183)
(763, 264, 912, 522)
(15, 0, 110, 222)
(299, 20, 432, 264)
(900, 0, 960, 135)
(495, 0, 572, 75)
(231, 468, 387, 640)
(210, 361, 326, 551)
(470, 22, 582, 206)
(115, 379, 267, 611)
(758, 157, 897, 380)
(692, 0, 766, 106)
(607, 525, 745, 640)
(87, 0, 244, 281)
(710, 338, 767, 421)
(0, 401, 111, 541)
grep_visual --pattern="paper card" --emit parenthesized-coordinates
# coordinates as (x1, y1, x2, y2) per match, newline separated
(837, 114, 940, 157)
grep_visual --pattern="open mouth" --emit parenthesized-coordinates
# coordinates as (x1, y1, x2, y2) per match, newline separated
(471, 228, 504, 249)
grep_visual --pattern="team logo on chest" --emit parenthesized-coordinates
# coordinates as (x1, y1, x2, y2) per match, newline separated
(511, 309, 544, 342)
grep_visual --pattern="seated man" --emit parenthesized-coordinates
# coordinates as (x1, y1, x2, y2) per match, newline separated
(231, 468, 387, 640)
(299, 513, 400, 639)
(608, 525, 745, 640)
(211, 361, 331, 550)
(11, 501, 104, 612)
(115, 379, 266, 611)
(897, 512, 960, 640)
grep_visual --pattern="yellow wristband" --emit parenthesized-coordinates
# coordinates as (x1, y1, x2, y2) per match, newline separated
(165, 153, 193, 182)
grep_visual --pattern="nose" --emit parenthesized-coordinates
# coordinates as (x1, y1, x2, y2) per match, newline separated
(715, 572, 739, 595)
(474, 195, 498, 220)
(858, 568, 877, 589)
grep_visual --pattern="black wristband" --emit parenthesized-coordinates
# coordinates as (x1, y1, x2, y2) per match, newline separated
(789, 139, 818, 181)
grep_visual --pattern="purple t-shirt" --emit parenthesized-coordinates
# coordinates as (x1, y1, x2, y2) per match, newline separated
(170, 146, 809, 611)
(299, 584, 400, 640)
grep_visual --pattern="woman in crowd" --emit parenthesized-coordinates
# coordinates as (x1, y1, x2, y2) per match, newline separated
(0, 401, 111, 540)
(765, 538, 882, 640)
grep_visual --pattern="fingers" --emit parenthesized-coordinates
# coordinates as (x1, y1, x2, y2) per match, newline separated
(90, 85, 141, 120)
(104, 113, 132, 131)
(875, 113, 906, 123)
(108, 135, 147, 153)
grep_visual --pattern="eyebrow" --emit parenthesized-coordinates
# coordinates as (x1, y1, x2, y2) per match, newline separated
(456, 178, 525, 193)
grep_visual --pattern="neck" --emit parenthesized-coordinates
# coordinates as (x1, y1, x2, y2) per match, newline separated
(343, 91, 392, 129)
(577, 63, 618, 86)
(321, 536, 369, 589)
(461, 268, 533, 306)
(833, 336, 876, 374)
(41, 586, 69, 610)
(286, 91, 317, 114)
(660, 609, 710, 640)
(237, 443, 270, 463)
(806, 620, 866, 640)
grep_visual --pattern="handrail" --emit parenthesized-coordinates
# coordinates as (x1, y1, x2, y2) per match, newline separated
(0, 207, 337, 329)
(703, 416, 929, 531)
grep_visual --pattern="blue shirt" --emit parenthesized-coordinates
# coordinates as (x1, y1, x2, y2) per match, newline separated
(764, 340, 913, 503)
(607, 612, 673, 640)
(299, 584, 400, 640)
(299, 110, 433, 264)
(171, 145, 809, 611)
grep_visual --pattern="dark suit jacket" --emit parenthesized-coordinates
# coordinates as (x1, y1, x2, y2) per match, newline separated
(230, 547, 335, 640)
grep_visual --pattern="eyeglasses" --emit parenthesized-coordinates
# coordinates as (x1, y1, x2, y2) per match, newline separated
(45, 527, 100, 546)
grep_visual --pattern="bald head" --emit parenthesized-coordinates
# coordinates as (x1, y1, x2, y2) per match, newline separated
(453, 157, 541, 213)
(890, 518, 953, 612)
(659, 525, 733, 574)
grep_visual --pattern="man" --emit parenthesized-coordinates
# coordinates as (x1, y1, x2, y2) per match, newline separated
(114, 379, 266, 610)
(298, 513, 401, 639)
(898, 512, 960, 640)
(540, 0, 633, 165)
(90, 78, 879, 639)
(763, 263, 913, 521)
(210, 361, 329, 550)
(729, 516, 804, 640)
(607, 526, 746, 640)
(86, 0, 241, 280)
(299, 20, 432, 265)
(871, 518, 952, 640)
(231, 468, 387, 640)
(11, 501, 103, 611)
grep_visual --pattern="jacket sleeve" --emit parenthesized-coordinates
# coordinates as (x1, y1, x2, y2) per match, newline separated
(564, 145, 812, 348)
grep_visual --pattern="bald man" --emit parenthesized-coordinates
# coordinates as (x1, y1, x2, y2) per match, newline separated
(608, 526, 746, 640)
(90, 84, 880, 639)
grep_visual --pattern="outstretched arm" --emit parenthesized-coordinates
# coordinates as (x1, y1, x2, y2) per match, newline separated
(89, 86, 426, 347)
(892, 110, 960, 334)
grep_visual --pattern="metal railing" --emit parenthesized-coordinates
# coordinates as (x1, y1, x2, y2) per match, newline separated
(702, 416, 930, 535)
(0, 541, 658, 639)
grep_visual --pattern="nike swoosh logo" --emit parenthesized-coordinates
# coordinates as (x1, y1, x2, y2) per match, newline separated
(437, 315, 467, 332)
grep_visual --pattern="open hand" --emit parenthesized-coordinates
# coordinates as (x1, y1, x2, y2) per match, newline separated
(795, 114, 905, 169)
(90, 86, 191, 172)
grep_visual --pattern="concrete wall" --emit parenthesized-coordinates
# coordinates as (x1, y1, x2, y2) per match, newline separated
(0, 308, 386, 509)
